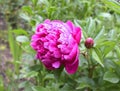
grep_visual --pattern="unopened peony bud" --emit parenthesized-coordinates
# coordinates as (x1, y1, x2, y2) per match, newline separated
(85, 37, 94, 49)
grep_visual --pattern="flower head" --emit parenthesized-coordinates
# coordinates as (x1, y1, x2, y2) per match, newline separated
(31, 19, 82, 74)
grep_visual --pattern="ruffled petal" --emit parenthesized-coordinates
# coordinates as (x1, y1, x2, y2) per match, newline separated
(66, 20, 74, 30)
(65, 49, 79, 74)
(65, 59, 79, 74)
(64, 43, 77, 62)
(52, 61, 60, 68)
(44, 19, 51, 23)
(75, 27, 82, 44)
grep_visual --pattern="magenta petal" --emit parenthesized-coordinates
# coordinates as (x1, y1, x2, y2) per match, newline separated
(36, 24, 44, 32)
(65, 59, 79, 74)
(42, 59, 54, 70)
(52, 61, 60, 68)
(44, 19, 50, 23)
(66, 20, 74, 30)
(65, 49, 79, 74)
(75, 27, 82, 44)
(64, 44, 77, 62)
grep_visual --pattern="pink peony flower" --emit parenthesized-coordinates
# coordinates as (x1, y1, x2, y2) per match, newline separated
(31, 19, 82, 74)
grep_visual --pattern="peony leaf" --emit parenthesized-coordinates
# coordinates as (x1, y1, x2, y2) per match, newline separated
(92, 48, 104, 67)
(103, 71, 119, 83)
(16, 35, 29, 43)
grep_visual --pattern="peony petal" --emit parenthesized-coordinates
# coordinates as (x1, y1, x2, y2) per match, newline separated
(64, 43, 77, 62)
(75, 27, 82, 44)
(44, 19, 51, 23)
(65, 49, 79, 74)
(65, 59, 79, 74)
(42, 59, 54, 70)
(53, 50, 61, 58)
(52, 61, 60, 68)
(31, 34, 39, 41)
(66, 20, 74, 30)
(36, 24, 44, 33)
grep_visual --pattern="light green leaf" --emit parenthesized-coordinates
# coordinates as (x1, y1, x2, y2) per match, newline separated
(20, 13, 30, 21)
(94, 26, 105, 41)
(115, 46, 120, 58)
(12, 29, 28, 35)
(98, 13, 112, 20)
(16, 36, 29, 43)
(103, 41, 116, 57)
(103, 71, 119, 83)
(32, 0, 38, 5)
(22, 6, 33, 15)
(86, 17, 95, 36)
(76, 83, 90, 89)
(23, 71, 38, 78)
(32, 86, 50, 91)
(96, 41, 116, 57)
(92, 49, 104, 67)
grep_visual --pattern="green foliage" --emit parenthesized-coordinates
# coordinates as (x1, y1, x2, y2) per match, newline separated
(103, 71, 119, 83)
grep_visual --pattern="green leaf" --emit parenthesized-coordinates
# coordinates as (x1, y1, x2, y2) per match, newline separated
(98, 13, 112, 20)
(92, 49, 104, 67)
(96, 41, 116, 57)
(19, 81, 28, 88)
(103, 71, 119, 83)
(86, 17, 95, 36)
(32, 86, 50, 91)
(12, 29, 28, 35)
(8, 30, 22, 61)
(29, 65, 41, 71)
(43, 74, 55, 81)
(21, 42, 35, 53)
(102, 0, 120, 14)
(22, 6, 33, 15)
(76, 77, 95, 89)
(22, 53, 35, 62)
(16, 36, 29, 43)
(115, 46, 120, 58)
(102, 41, 116, 57)
(94, 26, 105, 44)
(60, 84, 76, 91)
(108, 29, 117, 40)
(23, 71, 38, 78)
(32, 0, 38, 5)
(74, 19, 82, 27)
(76, 83, 90, 89)
(20, 13, 30, 21)
(93, 47, 103, 62)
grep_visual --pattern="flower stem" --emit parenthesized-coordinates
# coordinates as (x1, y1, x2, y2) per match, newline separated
(86, 49, 93, 91)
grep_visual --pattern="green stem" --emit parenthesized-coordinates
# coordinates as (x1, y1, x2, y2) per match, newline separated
(86, 49, 93, 91)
